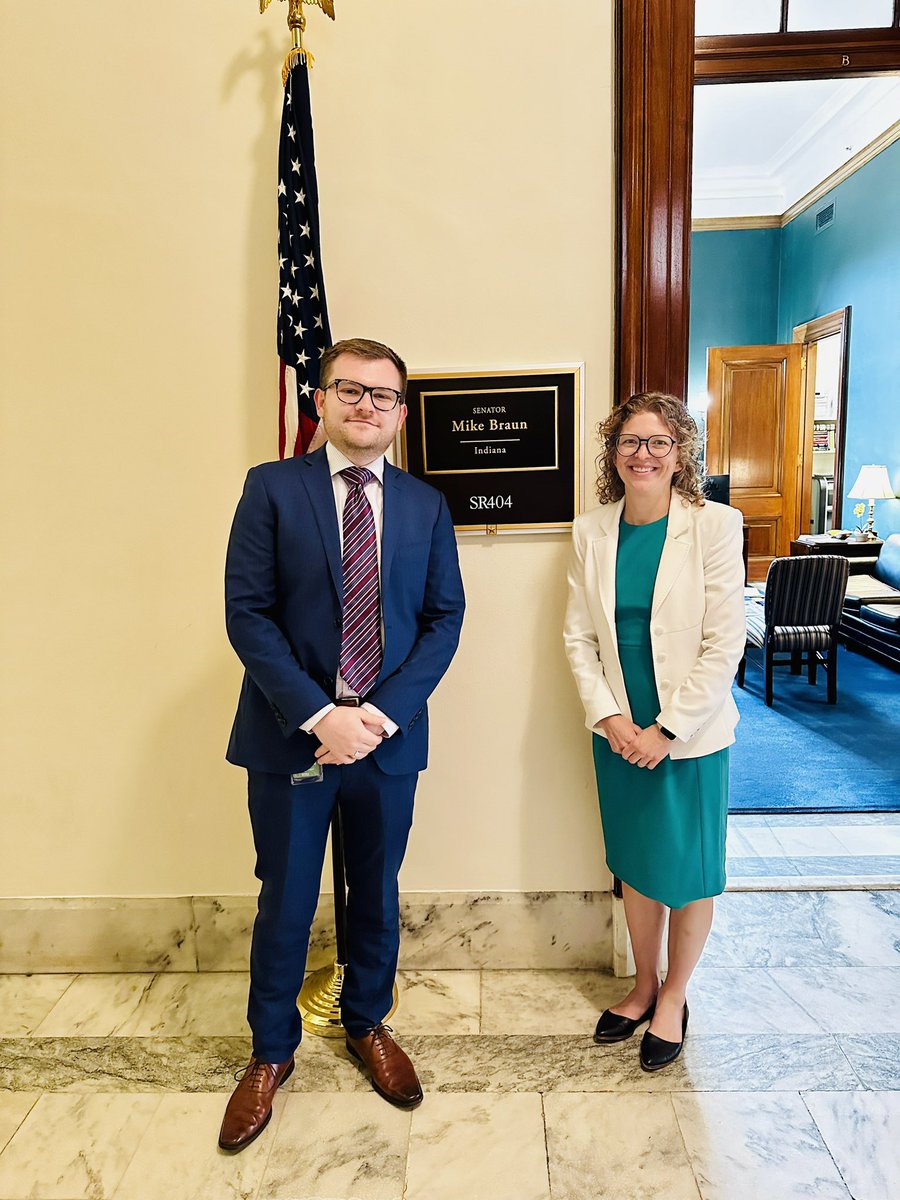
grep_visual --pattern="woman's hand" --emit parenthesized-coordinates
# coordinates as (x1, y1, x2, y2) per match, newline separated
(620, 724, 672, 770)
(597, 714, 643, 756)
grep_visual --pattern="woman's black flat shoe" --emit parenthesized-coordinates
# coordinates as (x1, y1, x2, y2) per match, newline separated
(593, 1000, 656, 1044)
(639, 1002, 689, 1071)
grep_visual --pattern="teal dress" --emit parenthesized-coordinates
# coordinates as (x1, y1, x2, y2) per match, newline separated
(592, 516, 729, 909)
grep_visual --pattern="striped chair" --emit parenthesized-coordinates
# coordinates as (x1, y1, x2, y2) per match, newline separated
(736, 554, 850, 707)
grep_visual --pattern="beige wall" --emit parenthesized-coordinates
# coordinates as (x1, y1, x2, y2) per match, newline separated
(0, 1, 614, 897)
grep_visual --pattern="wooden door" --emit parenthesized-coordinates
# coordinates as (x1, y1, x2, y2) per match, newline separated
(706, 343, 805, 581)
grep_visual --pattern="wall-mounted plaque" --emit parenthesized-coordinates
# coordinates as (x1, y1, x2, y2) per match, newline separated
(399, 365, 583, 534)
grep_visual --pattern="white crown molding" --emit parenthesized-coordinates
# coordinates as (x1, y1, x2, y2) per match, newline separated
(693, 78, 900, 220)
(692, 215, 782, 231)
(693, 121, 900, 225)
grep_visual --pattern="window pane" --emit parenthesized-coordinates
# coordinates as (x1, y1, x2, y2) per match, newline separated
(788, 0, 894, 29)
(695, 0, 781, 36)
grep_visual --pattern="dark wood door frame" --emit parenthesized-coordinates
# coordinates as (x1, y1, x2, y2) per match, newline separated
(614, 10, 900, 407)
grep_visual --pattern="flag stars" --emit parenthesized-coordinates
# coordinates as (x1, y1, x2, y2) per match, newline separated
(299, 381, 313, 398)
(290, 263, 298, 277)
(299, 222, 311, 238)
(304, 252, 315, 269)
(314, 314, 324, 329)
(281, 283, 293, 300)
(277, 180, 287, 197)
(296, 350, 309, 366)
(288, 125, 296, 141)
(295, 321, 307, 337)
(291, 158, 301, 174)
(296, 189, 306, 205)
(310, 284, 319, 300)
(278, 254, 286, 270)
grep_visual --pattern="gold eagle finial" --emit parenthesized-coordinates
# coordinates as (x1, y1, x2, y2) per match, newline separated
(260, 0, 336, 79)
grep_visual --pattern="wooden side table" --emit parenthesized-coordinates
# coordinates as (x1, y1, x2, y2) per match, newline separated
(790, 536, 883, 560)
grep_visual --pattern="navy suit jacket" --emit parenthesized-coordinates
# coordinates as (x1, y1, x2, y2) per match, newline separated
(225, 447, 465, 775)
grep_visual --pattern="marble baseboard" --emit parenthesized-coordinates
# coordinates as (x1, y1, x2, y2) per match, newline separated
(0, 892, 613, 974)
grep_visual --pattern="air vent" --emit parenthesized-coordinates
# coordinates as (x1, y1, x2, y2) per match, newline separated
(815, 201, 835, 234)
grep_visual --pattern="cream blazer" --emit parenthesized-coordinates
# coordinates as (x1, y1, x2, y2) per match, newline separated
(564, 493, 746, 759)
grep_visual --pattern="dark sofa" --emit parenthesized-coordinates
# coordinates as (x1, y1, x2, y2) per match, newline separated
(840, 533, 900, 667)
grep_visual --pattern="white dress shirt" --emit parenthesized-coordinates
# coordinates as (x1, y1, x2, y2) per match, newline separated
(300, 442, 399, 738)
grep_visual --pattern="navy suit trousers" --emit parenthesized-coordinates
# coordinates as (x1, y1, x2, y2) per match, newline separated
(246, 761, 417, 1062)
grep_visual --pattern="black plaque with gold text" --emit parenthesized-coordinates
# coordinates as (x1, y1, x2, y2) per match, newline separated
(400, 366, 582, 532)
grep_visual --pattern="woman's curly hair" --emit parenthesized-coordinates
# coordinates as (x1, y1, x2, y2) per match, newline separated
(594, 392, 706, 506)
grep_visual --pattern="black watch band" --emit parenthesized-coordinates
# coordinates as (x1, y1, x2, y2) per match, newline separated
(657, 724, 676, 741)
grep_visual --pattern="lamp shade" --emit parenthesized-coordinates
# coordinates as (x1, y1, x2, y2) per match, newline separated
(848, 464, 895, 500)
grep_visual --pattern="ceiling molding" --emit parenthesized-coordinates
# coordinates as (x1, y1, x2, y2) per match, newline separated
(692, 122, 900, 229)
(782, 119, 900, 224)
(692, 215, 782, 230)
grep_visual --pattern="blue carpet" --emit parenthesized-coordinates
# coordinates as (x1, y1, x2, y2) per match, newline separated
(729, 646, 900, 813)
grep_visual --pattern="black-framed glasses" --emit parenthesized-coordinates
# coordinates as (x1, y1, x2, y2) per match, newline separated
(614, 434, 677, 458)
(326, 378, 403, 412)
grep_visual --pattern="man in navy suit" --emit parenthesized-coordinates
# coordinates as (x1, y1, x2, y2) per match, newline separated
(219, 338, 465, 1152)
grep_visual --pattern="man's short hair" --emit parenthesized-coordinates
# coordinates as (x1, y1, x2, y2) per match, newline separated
(319, 338, 408, 396)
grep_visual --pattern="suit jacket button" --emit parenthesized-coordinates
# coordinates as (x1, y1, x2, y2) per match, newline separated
(334, 618, 342, 629)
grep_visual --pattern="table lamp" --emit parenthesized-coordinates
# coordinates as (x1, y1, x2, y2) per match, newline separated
(848, 464, 895, 540)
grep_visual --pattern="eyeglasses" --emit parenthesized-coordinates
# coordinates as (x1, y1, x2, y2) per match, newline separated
(614, 434, 677, 458)
(325, 379, 403, 412)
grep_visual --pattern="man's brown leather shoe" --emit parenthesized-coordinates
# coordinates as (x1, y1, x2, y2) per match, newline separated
(218, 1056, 294, 1152)
(346, 1024, 423, 1109)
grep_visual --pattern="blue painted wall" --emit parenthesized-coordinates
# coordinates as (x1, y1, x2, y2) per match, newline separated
(688, 227, 781, 408)
(690, 139, 900, 538)
(777, 140, 900, 538)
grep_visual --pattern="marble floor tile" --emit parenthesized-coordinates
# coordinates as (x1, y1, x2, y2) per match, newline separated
(724, 826, 755, 857)
(789, 855, 900, 878)
(394, 970, 480, 1034)
(405, 1092, 550, 1200)
(832, 825, 900, 856)
(411, 1033, 860, 1094)
(114, 1092, 276, 1200)
(706, 891, 900, 968)
(767, 813, 900, 827)
(480, 969, 627, 1034)
(804, 1091, 900, 1200)
(737, 825, 786, 857)
(32, 973, 252, 1038)
(688, 968, 821, 1035)
(725, 856, 800, 877)
(31, 973, 159, 1037)
(544, 1093, 700, 1200)
(765, 966, 900, 1034)
(0, 974, 76, 1036)
(0, 1092, 161, 1199)
(770, 825, 848, 857)
(259, 1092, 410, 1200)
(3, 1032, 860, 1097)
(672, 1091, 850, 1199)
(838, 1036, 900, 1090)
(113, 973, 251, 1037)
(0, 1036, 368, 1095)
(0, 1094, 39, 1155)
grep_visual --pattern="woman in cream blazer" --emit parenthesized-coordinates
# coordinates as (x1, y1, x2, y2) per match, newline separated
(564, 392, 745, 1070)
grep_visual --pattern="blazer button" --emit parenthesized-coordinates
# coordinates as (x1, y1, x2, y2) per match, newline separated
(334, 617, 342, 629)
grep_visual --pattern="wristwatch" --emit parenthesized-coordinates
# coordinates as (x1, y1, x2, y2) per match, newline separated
(656, 723, 676, 741)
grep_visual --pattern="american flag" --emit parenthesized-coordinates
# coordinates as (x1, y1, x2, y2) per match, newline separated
(277, 63, 333, 457)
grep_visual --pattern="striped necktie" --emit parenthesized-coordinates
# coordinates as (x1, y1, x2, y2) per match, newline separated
(339, 466, 382, 696)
